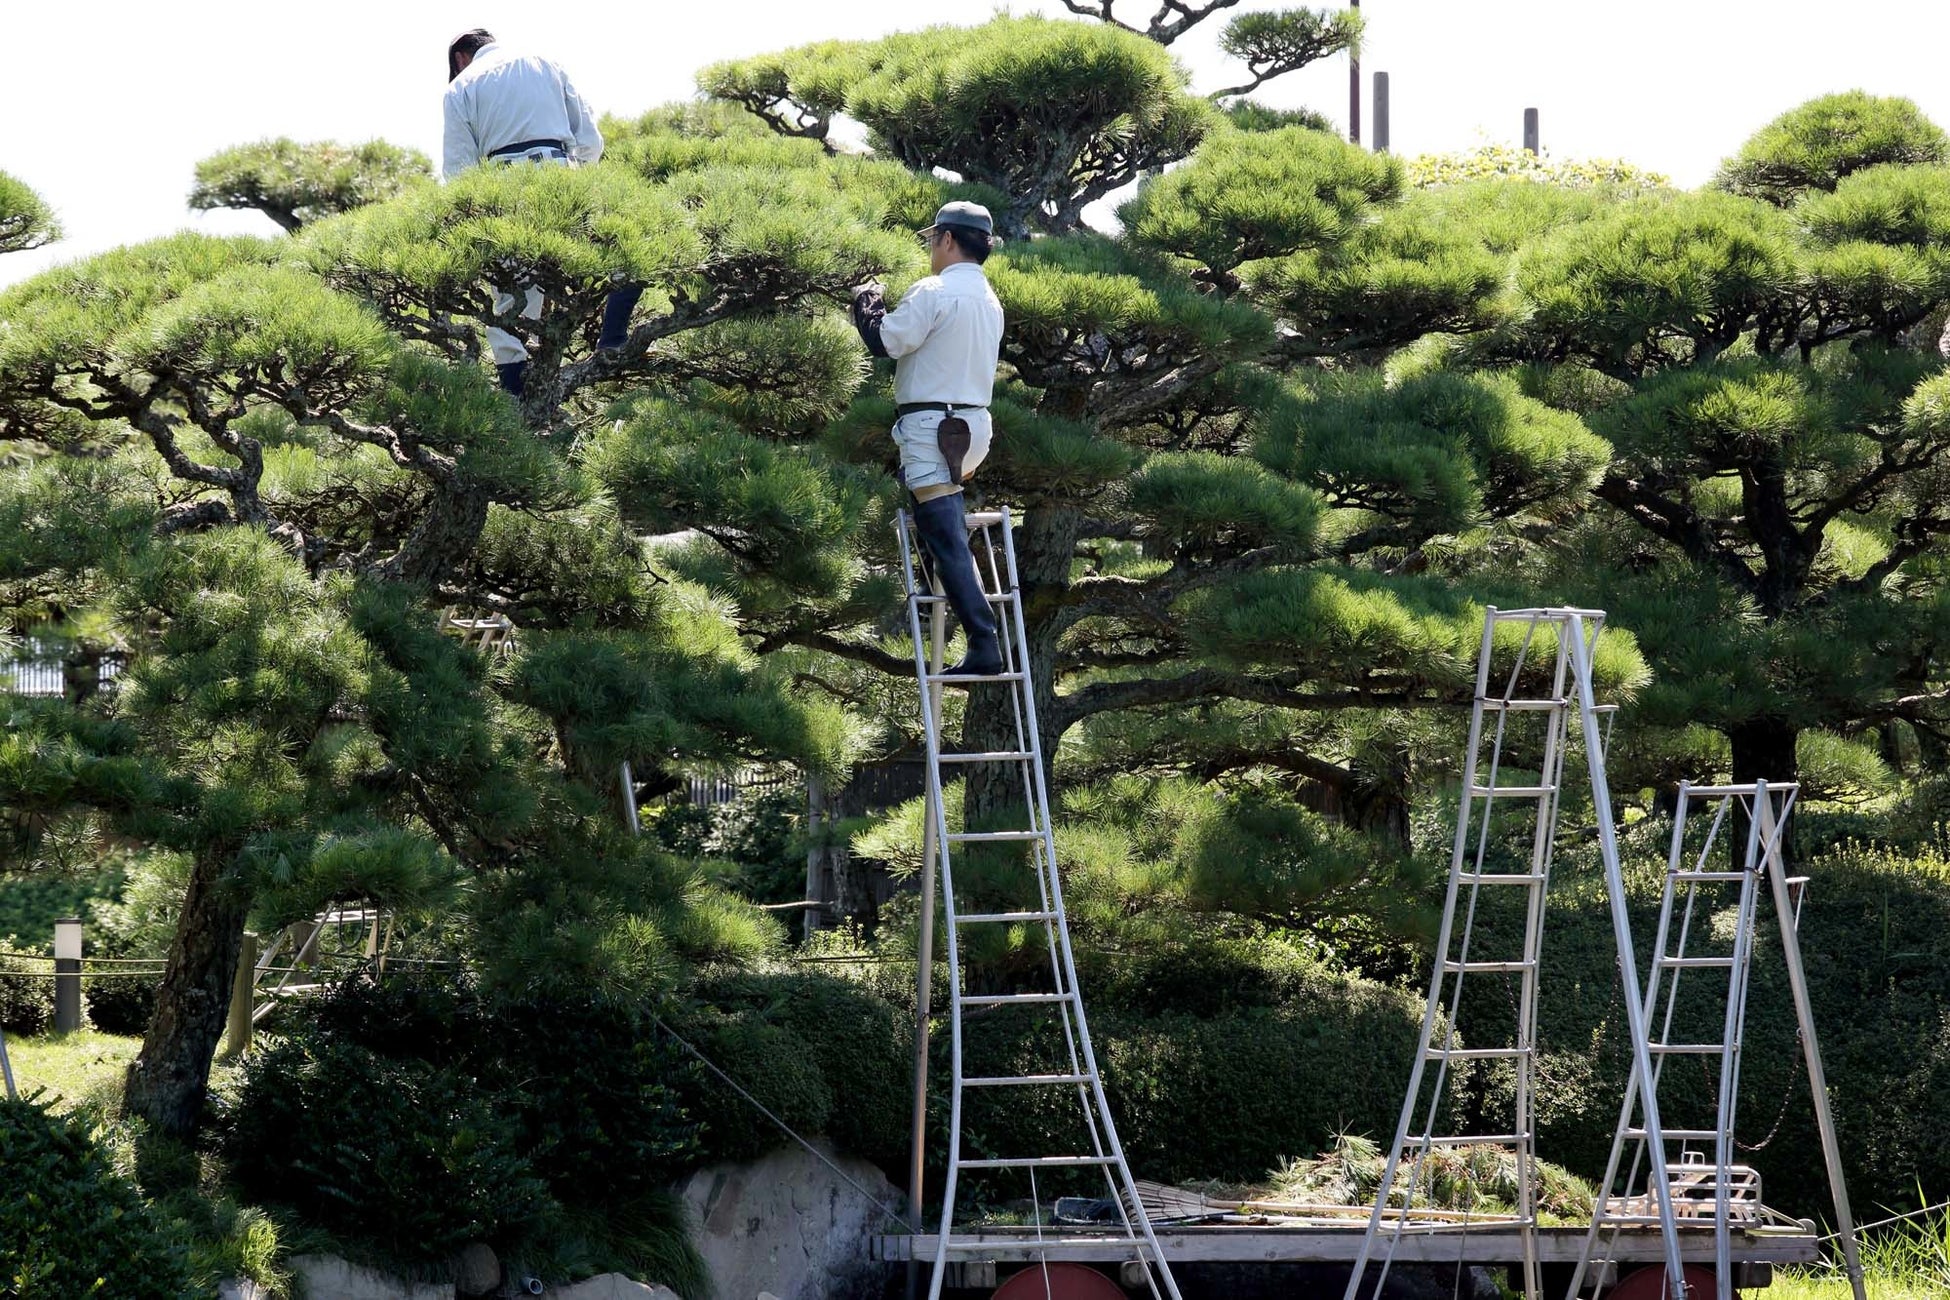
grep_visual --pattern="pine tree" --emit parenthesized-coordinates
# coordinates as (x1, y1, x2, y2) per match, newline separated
(0, 110, 898, 1133)
(189, 139, 434, 233)
(0, 171, 59, 255)
(1501, 95, 1950, 791)
(684, 15, 1622, 846)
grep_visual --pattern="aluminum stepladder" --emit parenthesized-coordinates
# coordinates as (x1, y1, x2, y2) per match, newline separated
(1343, 608, 1688, 1300)
(1569, 781, 1866, 1300)
(894, 505, 1181, 1300)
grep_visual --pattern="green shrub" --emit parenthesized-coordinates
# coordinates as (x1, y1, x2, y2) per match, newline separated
(0, 937, 55, 1033)
(227, 1036, 553, 1261)
(226, 973, 708, 1285)
(82, 965, 157, 1034)
(692, 970, 912, 1168)
(951, 969, 1433, 1189)
(678, 1010, 831, 1165)
(0, 1097, 192, 1299)
(0, 864, 120, 945)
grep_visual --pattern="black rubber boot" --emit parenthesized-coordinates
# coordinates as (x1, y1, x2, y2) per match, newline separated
(496, 360, 527, 397)
(913, 493, 1004, 678)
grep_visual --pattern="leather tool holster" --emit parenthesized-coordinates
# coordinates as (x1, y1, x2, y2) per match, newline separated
(936, 415, 972, 486)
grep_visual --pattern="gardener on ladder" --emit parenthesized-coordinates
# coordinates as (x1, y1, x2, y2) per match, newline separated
(443, 28, 641, 397)
(851, 201, 1005, 678)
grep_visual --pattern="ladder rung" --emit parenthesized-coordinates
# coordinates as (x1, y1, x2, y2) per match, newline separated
(958, 910, 1059, 924)
(964, 510, 1008, 527)
(1684, 783, 1798, 797)
(947, 830, 1046, 843)
(959, 1156, 1118, 1170)
(1415, 1134, 1525, 1147)
(1674, 871, 1747, 882)
(927, 671, 1026, 684)
(1430, 1046, 1533, 1060)
(938, 751, 1035, 763)
(961, 992, 1076, 1007)
(1458, 872, 1546, 885)
(1648, 1043, 1727, 1055)
(1478, 698, 1567, 712)
(1442, 959, 1536, 973)
(1627, 1128, 1726, 1142)
(912, 592, 1017, 606)
(1467, 784, 1557, 798)
(1659, 956, 1736, 968)
(963, 1073, 1094, 1088)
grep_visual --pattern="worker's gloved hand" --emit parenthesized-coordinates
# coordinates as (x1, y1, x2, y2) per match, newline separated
(851, 283, 889, 357)
(850, 283, 885, 323)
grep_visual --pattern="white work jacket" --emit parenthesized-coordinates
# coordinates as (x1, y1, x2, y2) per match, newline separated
(880, 263, 1005, 407)
(442, 43, 604, 180)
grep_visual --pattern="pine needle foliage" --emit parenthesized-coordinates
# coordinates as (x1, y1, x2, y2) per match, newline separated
(189, 138, 433, 234)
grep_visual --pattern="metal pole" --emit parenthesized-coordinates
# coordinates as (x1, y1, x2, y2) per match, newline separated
(1348, 0, 1362, 144)
(52, 917, 82, 1033)
(1523, 107, 1540, 154)
(906, 579, 947, 1300)
(1568, 615, 1688, 1299)
(222, 931, 258, 1059)
(0, 1026, 14, 1100)
(1761, 797, 1867, 1300)
(1372, 72, 1390, 153)
(619, 760, 641, 836)
(805, 776, 825, 941)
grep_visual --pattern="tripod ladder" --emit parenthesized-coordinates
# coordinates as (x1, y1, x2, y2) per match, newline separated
(1568, 781, 1865, 1300)
(1343, 607, 1688, 1300)
(895, 505, 1181, 1300)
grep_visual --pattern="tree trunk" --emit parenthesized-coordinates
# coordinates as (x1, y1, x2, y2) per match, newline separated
(963, 501, 1083, 827)
(123, 850, 250, 1138)
(1728, 715, 1799, 863)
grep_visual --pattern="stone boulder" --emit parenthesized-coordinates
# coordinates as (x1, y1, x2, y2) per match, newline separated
(287, 1254, 454, 1300)
(681, 1141, 900, 1300)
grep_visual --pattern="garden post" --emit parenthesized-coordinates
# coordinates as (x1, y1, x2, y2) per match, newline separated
(53, 916, 82, 1033)
(222, 930, 258, 1058)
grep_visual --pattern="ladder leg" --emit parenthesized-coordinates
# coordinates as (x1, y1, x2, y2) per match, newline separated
(1761, 795, 1866, 1300)
(1345, 612, 1504, 1300)
(1568, 615, 1688, 1300)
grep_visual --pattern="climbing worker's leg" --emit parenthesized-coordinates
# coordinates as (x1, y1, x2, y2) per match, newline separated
(598, 282, 645, 351)
(897, 411, 1001, 678)
(488, 284, 545, 396)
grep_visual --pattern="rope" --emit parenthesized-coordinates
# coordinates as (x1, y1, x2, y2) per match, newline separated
(1816, 1199, 1950, 1243)
(651, 1014, 918, 1233)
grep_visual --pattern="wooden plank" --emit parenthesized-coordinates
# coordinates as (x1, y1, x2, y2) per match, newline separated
(872, 1226, 1820, 1267)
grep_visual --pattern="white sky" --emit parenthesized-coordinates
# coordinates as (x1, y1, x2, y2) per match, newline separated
(4, 0, 1949, 288)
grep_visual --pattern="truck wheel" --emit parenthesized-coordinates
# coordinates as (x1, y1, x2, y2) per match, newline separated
(1609, 1263, 1718, 1299)
(992, 1261, 1126, 1299)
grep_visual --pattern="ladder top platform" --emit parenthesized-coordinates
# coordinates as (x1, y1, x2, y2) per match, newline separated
(873, 1223, 1820, 1267)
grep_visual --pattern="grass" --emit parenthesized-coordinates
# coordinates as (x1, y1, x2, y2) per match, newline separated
(4, 1027, 141, 1110)
(1771, 1202, 1950, 1300)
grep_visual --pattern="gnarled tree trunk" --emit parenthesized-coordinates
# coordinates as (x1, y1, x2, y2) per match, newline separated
(123, 850, 250, 1138)
(963, 501, 1084, 827)
(1729, 714, 1800, 863)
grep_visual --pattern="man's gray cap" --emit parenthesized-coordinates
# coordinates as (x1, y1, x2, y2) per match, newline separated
(920, 200, 994, 237)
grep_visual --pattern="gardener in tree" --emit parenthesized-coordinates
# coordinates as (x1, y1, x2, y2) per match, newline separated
(851, 201, 1006, 678)
(442, 27, 642, 397)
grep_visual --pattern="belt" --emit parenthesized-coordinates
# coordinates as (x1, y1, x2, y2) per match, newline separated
(896, 402, 986, 416)
(488, 138, 569, 158)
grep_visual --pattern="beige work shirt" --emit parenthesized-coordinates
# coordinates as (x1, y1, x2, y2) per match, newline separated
(879, 262, 1005, 407)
